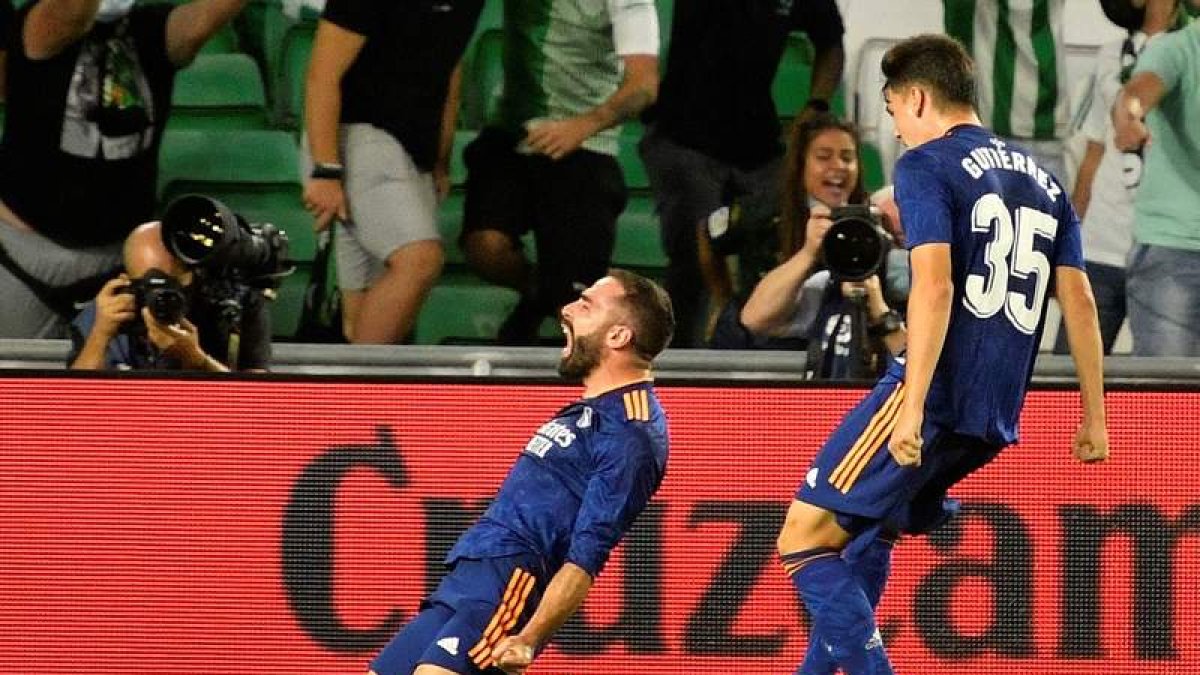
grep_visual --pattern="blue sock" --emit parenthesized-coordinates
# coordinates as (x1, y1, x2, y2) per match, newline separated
(797, 535, 897, 674)
(852, 534, 896, 608)
(786, 549, 893, 675)
(789, 535, 897, 674)
(783, 548, 841, 675)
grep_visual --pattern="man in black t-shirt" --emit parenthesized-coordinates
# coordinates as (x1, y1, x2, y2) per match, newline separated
(68, 220, 272, 371)
(302, 0, 483, 344)
(639, 0, 845, 347)
(0, 0, 247, 339)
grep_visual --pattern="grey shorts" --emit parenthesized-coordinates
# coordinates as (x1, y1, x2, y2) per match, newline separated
(303, 124, 440, 291)
(0, 218, 122, 338)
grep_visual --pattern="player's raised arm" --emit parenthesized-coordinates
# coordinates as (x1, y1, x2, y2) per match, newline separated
(1056, 266, 1110, 463)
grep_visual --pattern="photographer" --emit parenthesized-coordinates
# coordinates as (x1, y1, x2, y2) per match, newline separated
(737, 116, 907, 379)
(0, 0, 249, 338)
(68, 221, 270, 371)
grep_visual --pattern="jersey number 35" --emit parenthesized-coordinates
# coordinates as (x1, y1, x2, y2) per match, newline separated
(964, 193, 1058, 335)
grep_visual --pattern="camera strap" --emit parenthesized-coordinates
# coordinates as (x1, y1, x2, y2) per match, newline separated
(226, 330, 241, 371)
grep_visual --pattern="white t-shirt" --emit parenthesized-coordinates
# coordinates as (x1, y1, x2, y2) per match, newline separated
(1075, 33, 1149, 268)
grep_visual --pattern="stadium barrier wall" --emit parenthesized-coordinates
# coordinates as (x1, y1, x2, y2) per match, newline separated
(1, 376, 1197, 674)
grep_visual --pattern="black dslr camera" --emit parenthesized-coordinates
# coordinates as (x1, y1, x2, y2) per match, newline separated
(821, 205, 893, 282)
(126, 269, 188, 325)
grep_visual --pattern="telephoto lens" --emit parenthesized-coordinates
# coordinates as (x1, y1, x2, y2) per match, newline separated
(821, 205, 891, 281)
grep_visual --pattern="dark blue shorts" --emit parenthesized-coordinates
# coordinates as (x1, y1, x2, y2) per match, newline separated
(371, 553, 544, 675)
(796, 372, 1003, 538)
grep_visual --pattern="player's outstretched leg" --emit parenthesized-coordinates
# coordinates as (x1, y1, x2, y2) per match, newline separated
(797, 533, 898, 674)
(779, 501, 894, 675)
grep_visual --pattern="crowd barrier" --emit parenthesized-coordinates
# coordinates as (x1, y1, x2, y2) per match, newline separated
(1, 375, 1197, 674)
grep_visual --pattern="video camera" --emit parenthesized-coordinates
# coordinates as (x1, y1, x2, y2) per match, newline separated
(821, 205, 893, 282)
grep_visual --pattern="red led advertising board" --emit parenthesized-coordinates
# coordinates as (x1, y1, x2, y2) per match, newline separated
(0, 377, 1197, 674)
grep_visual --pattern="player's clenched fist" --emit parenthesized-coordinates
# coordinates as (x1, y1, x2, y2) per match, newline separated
(888, 409, 923, 467)
(493, 635, 535, 674)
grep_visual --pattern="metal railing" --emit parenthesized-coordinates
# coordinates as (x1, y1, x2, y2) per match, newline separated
(3, 339, 1198, 385)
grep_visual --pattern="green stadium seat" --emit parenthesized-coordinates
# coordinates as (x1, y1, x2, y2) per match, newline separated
(414, 282, 520, 345)
(617, 133, 649, 190)
(437, 191, 468, 266)
(277, 22, 316, 129)
(613, 193, 666, 273)
(234, 0, 283, 68)
(270, 261, 312, 339)
(859, 141, 886, 194)
(260, 1, 317, 128)
(157, 129, 312, 263)
(449, 129, 476, 187)
(460, 28, 504, 130)
(475, 0, 504, 34)
(170, 54, 269, 131)
(198, 24, 240, 55)
(656, 0, 674, 55)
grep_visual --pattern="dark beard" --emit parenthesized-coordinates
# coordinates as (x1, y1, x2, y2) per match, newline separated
(558, 330, 602, 379)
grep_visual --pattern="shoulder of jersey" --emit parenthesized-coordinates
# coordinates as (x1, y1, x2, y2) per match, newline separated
(617, 388, 654, 423)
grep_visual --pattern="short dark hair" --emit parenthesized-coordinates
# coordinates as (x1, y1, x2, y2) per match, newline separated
(608, 269, 674, 362)
(881, 34, 977, 110)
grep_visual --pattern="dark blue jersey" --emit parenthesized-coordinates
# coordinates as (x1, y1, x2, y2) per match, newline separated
(447, 382, 669, 578)
(894, 124, 1084, 446)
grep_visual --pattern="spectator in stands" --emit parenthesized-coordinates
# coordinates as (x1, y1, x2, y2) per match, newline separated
(459, 0, 659, 345)
(0, 0, 247, 340)
(736, 115, 907, 380)
(68, 221, 271, 371)
(1114, 0, 1200, 356)
(302, 0, 482, 344)
(943, 0, 1069, 180)
(1053, 0, 1180, 354)
(640, 0, 845, 348)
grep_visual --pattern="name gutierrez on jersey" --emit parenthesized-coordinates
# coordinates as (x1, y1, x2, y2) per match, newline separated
(524, 419, 577, 458)
(960, 139, 1062, 202)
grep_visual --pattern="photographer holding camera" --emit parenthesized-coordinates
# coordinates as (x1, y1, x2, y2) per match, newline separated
(738, 115, 907, 379)
(68, 202, 276, 371)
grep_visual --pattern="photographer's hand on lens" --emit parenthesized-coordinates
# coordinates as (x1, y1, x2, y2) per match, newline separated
(95, 275, 137, 338)
(800, 205, 834, 258)
(861, 275, 889, 314)
(304, 178, 349, 232)
(142, 307, 206, 368)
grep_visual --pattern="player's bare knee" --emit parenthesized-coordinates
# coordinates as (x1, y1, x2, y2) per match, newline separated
(777, 499, 849, 555)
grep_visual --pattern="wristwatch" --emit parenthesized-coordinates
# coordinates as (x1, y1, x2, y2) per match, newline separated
(867, 310, 904, 338)
(310, 162, 345, 180)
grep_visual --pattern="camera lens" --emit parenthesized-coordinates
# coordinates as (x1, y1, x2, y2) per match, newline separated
(822, 209, 887, 282)
(162, 195, 230, 266)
